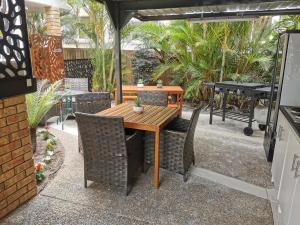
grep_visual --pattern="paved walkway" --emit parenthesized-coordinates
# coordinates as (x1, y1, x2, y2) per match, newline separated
(1, 110, 274, 225)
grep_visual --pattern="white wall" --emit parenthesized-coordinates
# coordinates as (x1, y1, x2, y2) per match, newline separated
(25, 0, 71, 11)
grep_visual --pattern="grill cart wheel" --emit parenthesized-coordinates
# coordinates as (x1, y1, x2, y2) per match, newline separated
(258, 124, 266, 131)
(243, 127, 254, 136)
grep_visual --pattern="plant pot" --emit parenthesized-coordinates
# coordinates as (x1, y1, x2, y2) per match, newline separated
(137, 83, 144, 88)
(157, 83, 163, 88)
(133, 106, 144, 113)
(30, 128, 37, 154)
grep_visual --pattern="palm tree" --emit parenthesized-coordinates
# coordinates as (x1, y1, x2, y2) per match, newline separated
(26, 80, 63, 153)
(133, 18, 276, 103)
(62, 0, 136, 92)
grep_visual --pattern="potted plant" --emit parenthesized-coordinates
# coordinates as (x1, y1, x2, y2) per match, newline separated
(26, 80, 63, 153)
(35, 162, 46, 182)
(133, 97, 144, 113)
(137, 79, 144, 88)
(157, 80, 163, 88)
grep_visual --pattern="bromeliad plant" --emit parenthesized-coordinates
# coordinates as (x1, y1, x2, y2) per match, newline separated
(35, 162, 46, 182)
(26, 80, 63, 153)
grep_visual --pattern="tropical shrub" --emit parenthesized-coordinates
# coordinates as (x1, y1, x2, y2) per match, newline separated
(132, 49, 160, 85)
(26, 80, 63, 153)
(132, 17, 297, 103)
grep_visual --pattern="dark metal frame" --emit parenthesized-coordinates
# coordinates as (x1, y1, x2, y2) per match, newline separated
(208, 82, 275, 136)
(135, 9, 300, 21)
(0, 0, 36, 99)
(98, 0, 300, 104)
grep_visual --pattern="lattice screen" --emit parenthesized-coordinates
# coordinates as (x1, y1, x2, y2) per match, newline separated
(30, 35, 65, 83)
(0, 0, 36, 98)
(64, 59, 93, 91)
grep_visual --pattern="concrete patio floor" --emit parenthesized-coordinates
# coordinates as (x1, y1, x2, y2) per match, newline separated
(1, 107, 274, 225)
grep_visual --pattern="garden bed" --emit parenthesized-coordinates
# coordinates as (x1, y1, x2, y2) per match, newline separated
(34, 129, 65, 193)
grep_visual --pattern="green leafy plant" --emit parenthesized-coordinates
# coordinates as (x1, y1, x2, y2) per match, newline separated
(134, 97, 143, 107)
(137, 79, 144, 84)
(46, 142, 55, 152)
(132, 17, 300, 104)
(47, 138, 57, 146)
(26, 80, 63, 153)
(35, 162, 46, 182)
(157, 79, 163, 88)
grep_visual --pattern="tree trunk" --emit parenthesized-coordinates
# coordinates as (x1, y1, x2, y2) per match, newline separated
(30, 128, 37, 154)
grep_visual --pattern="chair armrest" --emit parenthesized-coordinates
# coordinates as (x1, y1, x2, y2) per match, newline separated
(165, 118, 190, 132)
(164, 129, 187, 138)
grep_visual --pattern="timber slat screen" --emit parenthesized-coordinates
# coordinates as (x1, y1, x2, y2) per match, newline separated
(97, 103, 180, 189)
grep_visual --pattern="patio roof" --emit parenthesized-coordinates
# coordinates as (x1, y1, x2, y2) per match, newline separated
(97, 0, 300, 104)
(99, 0, 300, 23)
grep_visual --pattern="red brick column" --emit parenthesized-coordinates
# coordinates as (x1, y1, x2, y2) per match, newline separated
(0, 95, 37, 218)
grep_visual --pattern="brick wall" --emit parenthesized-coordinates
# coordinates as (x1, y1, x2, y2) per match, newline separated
(0, 95, 37, 218)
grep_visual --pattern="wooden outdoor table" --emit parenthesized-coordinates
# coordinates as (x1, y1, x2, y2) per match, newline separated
(114, 85, 184, 115)
(96, 103, 180, 189)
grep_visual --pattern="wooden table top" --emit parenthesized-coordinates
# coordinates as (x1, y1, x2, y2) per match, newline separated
(96, 103, 180, 132)
(115, 85, 184, 93)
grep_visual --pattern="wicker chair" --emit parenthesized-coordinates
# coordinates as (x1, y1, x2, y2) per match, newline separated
(41, 103, 60, 125)
(75, 92, 111, 152)
(75, 92, 111, 114)
(64, 78, 89, 92)
(137, 91, 168, 106)
(76, 113, 143, 195)
(145, 106, 202, 181)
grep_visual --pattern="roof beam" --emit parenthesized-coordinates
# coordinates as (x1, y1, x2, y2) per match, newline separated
(136, 8, 300, 21)
(104, 1, 134, 29)
(119, 0, 286, 11)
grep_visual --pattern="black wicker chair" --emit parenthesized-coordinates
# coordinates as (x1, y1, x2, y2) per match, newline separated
(137, 91, 168, 106)
(64, 78, 89, 92)
(75, 92, 111, 152)
(76, 113, 143, 195)
(145, 106, 202, 181)
(41, 103, 60, 125)
(75, 92, 111, 114)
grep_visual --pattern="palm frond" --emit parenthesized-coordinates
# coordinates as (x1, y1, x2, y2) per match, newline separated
(26, 80, 63, 128)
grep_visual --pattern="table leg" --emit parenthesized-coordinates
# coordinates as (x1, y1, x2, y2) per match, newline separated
(248, 97, 256, 128)
(209, 87, 215, 125)
(154, 130, 160, 189)
(222, 92, 228, 122)
(243, 97, 256, 136)
(114, 91, 118, 105)
(179, 92, 183, 117)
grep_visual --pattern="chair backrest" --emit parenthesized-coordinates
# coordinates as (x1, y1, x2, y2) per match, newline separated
(183, 105, 203, 170)
(65, 78, 89, 92)
(76, 113, 128, 185)
(75, 92, 111, 114)
(137, 91, 168, 106)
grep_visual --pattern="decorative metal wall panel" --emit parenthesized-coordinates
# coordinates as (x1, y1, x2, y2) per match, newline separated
(30, 35, 65, 83)
(0, 0, 36, 99)
(64, 59, 93, 91)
